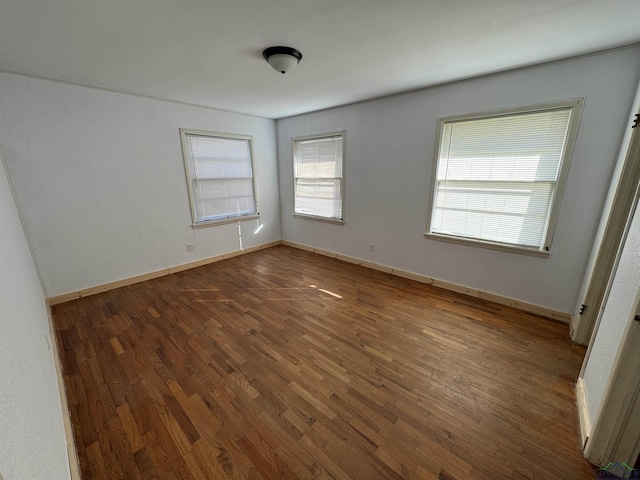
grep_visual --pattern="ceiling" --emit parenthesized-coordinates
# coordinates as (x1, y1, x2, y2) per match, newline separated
(0, 1, 639, 119)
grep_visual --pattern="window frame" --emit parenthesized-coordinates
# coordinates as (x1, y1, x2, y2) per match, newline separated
(292, 130, 346, 224)
(179, 128, 259, 228)
(425, 98, 584, 257)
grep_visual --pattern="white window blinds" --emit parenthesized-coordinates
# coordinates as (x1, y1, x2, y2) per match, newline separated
(181, 132, 257, 224)
(431, 107, 574, 249)
(293, 133, 344, 221)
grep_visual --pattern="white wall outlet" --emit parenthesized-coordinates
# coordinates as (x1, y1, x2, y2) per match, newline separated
(369, 243, 375, 252)
(187, 243, 194, 252)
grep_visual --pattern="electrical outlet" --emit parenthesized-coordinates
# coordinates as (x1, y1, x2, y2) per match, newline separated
(369, 243, 375, 252)
(187, 243, 194, 252)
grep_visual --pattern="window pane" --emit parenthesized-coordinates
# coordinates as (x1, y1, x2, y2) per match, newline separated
(182, 132, 257, 224)
(433, 181, 553, 246)
(294, 178, 342, 219)
(431, 106, 574, 248)
(293, 134, 344, 221)
(192, 178, 255, 221)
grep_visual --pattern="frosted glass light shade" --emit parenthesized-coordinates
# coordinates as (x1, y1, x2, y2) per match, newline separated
(262, 46, 302, 74)
(267, 54, 299, 74)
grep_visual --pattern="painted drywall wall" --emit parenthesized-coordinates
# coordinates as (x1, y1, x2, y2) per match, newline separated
(0, 73, 280, 297)
(0, 156, 70, 478)
(276, 46, 640, 314)
(582, 200, 640, 423)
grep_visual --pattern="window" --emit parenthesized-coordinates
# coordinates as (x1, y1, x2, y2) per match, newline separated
(426, 99, 583, 255)
(293, 131, 345, 223)
(180, 129, 258, 227)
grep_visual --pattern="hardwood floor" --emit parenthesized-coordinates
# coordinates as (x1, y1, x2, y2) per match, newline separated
(52, 245, 595, 479)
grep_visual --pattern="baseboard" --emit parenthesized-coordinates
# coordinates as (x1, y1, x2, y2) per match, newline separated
(282, 240, 571, 324)
(165, 240, 280, 274)
(46, 240, 281, 306)
(46, 306, 81, 479)
(576, 377, 591, 448)
(47, 238, 571, 323)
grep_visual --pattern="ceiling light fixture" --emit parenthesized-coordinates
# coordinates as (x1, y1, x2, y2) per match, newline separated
(262, 46, 302, 75)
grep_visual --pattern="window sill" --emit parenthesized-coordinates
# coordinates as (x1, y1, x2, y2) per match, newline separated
(424, 232, 550, 258)
(193, 214, 259, 229)
(293, 213, 344, 225)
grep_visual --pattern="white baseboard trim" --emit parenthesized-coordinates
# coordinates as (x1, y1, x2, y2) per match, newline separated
(282, 240, 571, 324)
(46, 306, 81, 479)
(46, 240, 282, 306)
(576, 376, 591, 448)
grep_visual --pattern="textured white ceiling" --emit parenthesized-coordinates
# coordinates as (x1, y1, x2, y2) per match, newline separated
(0, 0, 639, 119)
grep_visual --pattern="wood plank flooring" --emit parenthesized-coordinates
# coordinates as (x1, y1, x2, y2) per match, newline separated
(52, 245, 595, 479)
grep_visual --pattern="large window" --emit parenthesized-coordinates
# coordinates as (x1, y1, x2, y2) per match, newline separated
(426, 99, 583, 255)
(180, 129, 258, 227)
(293, 131, 345, 223)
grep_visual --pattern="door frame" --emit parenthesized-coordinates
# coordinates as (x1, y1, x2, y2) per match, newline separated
(577, 97, 640, 472)
(583, 286, 640, 471)
(572, 88, 640, 346)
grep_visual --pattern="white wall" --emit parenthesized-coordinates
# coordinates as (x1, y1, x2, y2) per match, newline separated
(277, 46, 640, 314)
(0, 156, 70, 479)
(582, 200, 640, 423)
(0, 73, 280, 298)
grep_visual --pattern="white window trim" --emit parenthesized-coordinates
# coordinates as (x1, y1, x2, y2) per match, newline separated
(292, 130, 346, 224)
(179, 128, 259, 228)
(425, 98, 584, 256)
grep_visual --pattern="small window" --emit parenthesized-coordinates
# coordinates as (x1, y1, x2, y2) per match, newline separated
(180, 129, 258, 227)
(293, 131, 345, 223)
(426, 99, 583, 255)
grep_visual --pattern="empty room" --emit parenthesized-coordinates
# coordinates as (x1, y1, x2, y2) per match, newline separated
(2, 1, 640, 479)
